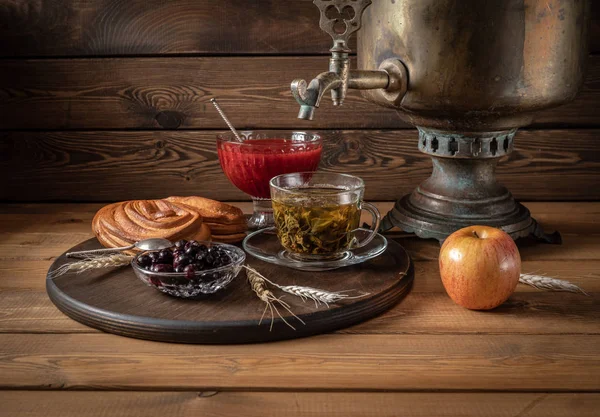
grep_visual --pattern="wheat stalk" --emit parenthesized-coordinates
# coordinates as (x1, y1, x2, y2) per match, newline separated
(519, 273, 589, 296)
(264, 279, 370, 308)
(48, 254, 134, 279)
(272, 285, 365, 308)
(245, 265, 305, 331)
(244, 265, 370, 308)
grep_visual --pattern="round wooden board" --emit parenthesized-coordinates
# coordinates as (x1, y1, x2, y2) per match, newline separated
(46, 238, 413, 344)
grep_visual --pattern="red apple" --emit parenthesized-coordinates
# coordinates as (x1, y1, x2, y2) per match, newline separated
(439, 226, 521, 310)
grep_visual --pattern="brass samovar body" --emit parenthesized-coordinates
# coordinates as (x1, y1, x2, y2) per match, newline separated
(292, 0, 590, 241)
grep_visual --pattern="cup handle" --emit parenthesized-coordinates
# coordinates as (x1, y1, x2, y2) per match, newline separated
(352, 201, 381, 249)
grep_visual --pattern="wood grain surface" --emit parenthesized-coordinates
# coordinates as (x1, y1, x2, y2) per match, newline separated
(1, 392, 599, 417)
(0, 0, 330, 57)
(4, 259, 600, 293)
(0, 203, 597, 338)
(1, 56, 600, 130)
(8, 234, 600, 271)
(1, 202, 599, 262)
(1, 0, 598, 57)
(0, 202, 598, 415)
(0, 333, 598, 390)
(3, 226, 599, 262)
(0, 56, 404, 130)
(4, 287, 598, 335)
(1, 130, 599, 202)
(2, 202, 597, 235)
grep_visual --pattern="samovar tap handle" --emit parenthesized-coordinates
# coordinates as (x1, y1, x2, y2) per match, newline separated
(291, 0, 408, 119)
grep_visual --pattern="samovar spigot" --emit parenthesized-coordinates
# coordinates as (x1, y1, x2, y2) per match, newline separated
(291, 0, 408, 120)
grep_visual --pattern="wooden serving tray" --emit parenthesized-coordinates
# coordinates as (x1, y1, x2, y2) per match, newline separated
(46, 238, 413, 344)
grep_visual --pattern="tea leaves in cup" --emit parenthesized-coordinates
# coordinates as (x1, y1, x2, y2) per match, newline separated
(272, 187, 360, 257)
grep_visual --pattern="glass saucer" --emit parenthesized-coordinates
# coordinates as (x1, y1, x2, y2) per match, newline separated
(242, 227, 388, 271)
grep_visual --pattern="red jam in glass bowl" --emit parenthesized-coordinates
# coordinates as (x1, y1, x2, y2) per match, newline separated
(217, 133, 323, 199)
(217, 131, 323, 229)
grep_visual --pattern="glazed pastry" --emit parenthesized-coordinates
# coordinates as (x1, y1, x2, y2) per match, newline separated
(92, 199, 211, 249)
(211, 233, 248, 244)
(205, 222, 247, 235)
(166, 196, 248, 241)
(165, 196, 246, 225)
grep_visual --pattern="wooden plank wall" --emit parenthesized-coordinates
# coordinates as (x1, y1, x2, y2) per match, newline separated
(0, 0, 599, 202)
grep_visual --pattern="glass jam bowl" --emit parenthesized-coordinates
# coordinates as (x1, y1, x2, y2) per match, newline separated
(131, 241, 245, 298)
(217, 131, 323, 229)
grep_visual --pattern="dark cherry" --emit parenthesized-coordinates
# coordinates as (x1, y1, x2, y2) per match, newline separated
(148, 251, 160, 262)
(194, 260, 205, 270)
(184, 246, 198, 257)
(205, 254, 215, 266)
(198, 244, 208, 253)
(184, 240, 200, 251)
(158, 249, 173, 264)
(151, 264, 174, 273)
(137, 254, 152, 268)
(149, 277, 162, 287)
(175, 265, 186, 273)
(174, 239, 188, 249)
(174, 254, 192, 268)
(183, 264, 196, 280)
(172, 249, 184, 259)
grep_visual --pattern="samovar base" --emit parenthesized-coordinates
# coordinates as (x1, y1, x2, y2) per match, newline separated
(382, 195, 534, 241)
(379, 128, 562, 244)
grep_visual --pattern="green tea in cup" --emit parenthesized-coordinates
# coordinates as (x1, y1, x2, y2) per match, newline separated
(270, 172, 380, 261)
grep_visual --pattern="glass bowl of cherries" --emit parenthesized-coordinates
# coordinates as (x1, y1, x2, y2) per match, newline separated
(131, 239, 245, 298)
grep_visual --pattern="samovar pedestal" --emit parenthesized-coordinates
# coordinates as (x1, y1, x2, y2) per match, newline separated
(379, 128, 562, 243)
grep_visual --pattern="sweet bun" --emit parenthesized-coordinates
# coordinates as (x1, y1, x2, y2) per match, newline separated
(211, 233, 248, 244)
(165, 196, 248, 243)
(165, 196, 246, 224)
(203, 221, 248, 236)
(92, 199, 212, 248)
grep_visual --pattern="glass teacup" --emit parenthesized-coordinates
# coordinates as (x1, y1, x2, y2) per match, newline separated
(269, 172, 381, 261)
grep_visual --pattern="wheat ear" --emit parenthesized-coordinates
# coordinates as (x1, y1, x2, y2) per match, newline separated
(244, 265, 370, 308)
(245, 266, 305, 331)
(519, 273, 589, 296)
(48, 254, 134, 279)
(263, 278, 370, 308)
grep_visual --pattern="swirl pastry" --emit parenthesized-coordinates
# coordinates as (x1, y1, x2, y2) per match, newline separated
(92, 199, 212, 249)
(166, 196, 248, 241)
(165, 196, 246, 224)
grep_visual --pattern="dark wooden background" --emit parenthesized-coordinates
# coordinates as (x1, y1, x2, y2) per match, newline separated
(0, 0, 599, 202)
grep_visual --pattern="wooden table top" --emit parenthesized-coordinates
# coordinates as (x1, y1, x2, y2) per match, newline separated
(0, 202, 598, 416)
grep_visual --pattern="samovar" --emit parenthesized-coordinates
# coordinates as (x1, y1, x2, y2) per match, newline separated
(291, 0, 590, 242)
